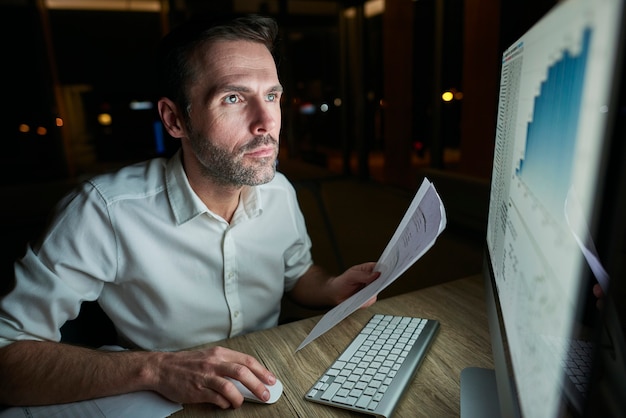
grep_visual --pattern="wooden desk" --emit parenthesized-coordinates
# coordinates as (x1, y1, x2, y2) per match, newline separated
(174, 274, 493, 417)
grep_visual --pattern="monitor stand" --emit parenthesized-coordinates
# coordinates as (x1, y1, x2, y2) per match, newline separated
(460, 367, 501, 418)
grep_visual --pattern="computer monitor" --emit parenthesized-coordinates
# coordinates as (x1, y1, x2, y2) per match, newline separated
(461, 0, 626, 417)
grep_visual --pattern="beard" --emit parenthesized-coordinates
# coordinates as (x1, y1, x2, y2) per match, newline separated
(187, 129, 278, 187)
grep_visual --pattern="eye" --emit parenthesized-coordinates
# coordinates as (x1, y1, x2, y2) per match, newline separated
(223, 94, 240, 104)
(267, 92, 281, 102)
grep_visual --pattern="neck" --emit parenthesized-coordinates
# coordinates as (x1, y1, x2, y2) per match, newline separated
(181, 151, 243, 223)
(192, 178, 243, 223)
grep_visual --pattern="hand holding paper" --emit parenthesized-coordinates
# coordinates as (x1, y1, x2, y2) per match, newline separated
(297, 178, 447, 351)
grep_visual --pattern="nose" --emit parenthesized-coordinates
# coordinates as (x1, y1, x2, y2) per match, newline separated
(249, 99, 279, 135)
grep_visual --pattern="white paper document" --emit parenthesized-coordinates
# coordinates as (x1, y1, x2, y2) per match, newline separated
(296, 178, 447, 351)
(565, 188, 610, 293)
(0, 391, 182, 418)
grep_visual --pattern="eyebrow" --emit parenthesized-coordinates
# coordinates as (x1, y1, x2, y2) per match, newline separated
(218, 84, 284, 94)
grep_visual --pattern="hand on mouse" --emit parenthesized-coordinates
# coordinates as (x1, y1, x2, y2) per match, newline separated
(147, 346, 277, 409)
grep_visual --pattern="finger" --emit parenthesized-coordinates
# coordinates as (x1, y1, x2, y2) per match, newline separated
(218, 366, 272, 403)
(203, 375, 243, 409)
(360, 271, 381, 286)
(592, 283, 604, 298)
(205, 347, 268, 378)
(198, 347, 275, 400)
(229, 375, 272, 402)
(357, 262, 378, 273)
(360, 295, 377, 309)
(214, 352, 275, 401)
(227, 351, 276, 385)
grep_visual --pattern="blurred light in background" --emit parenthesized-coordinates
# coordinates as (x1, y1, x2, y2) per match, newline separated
(364, 0, 385, 17)
(153, 120, 165, 154)
(130, 100, 154, 111)
(299, 103, 315, 115)
(344, 0, 384, 19)
(442, 89, 463, 102)
(45, 0, 161, 12)
(98, 113, 112, 126)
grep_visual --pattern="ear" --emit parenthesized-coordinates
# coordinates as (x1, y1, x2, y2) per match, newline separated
(158, 97, 187, 139)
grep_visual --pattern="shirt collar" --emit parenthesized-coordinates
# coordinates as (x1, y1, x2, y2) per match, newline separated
(233, 185, 262, 224)
(166, 150, 209, 225)
(165, 149, 264, 225)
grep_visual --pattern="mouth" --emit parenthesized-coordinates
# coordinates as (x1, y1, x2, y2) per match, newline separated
(244, 145, 277, 159)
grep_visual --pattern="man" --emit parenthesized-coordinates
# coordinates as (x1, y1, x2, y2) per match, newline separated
(0, 15, 379, 409)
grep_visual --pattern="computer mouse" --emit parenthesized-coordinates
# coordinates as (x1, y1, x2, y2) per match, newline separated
(225, 377, 283, 404)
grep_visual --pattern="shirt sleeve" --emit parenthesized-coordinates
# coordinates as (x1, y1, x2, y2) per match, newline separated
(281, 179, 314, 292)
(0, 182, 118, 347)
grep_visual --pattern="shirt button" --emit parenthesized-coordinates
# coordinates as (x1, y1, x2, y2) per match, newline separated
(234, 311, 240, 318)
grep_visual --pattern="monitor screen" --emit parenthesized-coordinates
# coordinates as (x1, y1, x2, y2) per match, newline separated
(462, 0, 626, 417)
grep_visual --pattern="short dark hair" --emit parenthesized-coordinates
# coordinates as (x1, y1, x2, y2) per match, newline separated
(157, 14, 279, 116)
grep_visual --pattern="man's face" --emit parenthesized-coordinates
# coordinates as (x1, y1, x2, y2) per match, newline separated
(182, 39, 283, 187)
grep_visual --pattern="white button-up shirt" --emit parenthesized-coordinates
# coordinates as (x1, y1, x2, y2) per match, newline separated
(0, 150, 313, 351)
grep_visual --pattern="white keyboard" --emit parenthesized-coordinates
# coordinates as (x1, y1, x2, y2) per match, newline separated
(305, 314, 440, 417)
